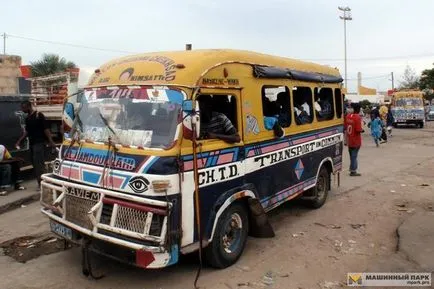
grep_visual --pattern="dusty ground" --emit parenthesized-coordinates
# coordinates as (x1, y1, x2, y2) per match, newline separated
(1, 122, 434, 289)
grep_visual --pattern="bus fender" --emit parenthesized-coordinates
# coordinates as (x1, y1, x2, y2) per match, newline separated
(300, 157, 334, 200)
(208, 186, 275, 241)
(316, 157, 334, 190)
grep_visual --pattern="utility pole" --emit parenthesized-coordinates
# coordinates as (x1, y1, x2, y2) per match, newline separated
(2, 33, 6, 55)
(391, 72, 394, 90)
(338, 7, 352, 89)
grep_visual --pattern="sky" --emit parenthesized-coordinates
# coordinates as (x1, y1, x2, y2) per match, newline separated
(1, 0, 434, 92)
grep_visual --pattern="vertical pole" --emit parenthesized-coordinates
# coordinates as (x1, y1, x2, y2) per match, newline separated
(344, 15, 347, 89)
(339, 7, 352, 90)
(391, 72, 394, 90)
(2, 33, 6, 55)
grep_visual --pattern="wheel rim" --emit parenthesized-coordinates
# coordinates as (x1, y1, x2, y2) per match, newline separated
(222, 212, 243, 254)
(316, 175, 327, 199)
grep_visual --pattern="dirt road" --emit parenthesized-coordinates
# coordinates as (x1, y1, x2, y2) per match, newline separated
(1, 123, 434, 289)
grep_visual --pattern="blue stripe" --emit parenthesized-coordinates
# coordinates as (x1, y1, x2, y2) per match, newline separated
(142, 157, 159, 173)
(260, 176, 316, 203)
(121, 176, 132, 189)
(82, 171, 101, 184)
(212, 155, 219, 166)
(246, 125, 343, 151)
(183, 155, 194, 161)
(220, 148, 238, 154)
(205, 157, 213, 167)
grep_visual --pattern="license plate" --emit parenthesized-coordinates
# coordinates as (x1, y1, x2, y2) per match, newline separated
(66, 187, 100, 202)
(50, 220, 73, 240)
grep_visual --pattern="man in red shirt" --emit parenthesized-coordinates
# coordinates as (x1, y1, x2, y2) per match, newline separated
(344, 103, 363, 176)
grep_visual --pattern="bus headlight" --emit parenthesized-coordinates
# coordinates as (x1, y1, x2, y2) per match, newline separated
(152, 180, 171, 193)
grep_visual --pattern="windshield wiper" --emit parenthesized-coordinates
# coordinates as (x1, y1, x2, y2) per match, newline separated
(98, 112, 118, 140)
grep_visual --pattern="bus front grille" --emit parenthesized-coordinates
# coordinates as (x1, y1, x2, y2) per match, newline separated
(64, 194, 97, 230)
(114, 205, 149, 234)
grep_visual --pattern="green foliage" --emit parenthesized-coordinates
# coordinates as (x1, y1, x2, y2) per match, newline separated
(359, 99, 372, 110)
(420, 64, 434, 90)
(419, 64, 434, 101)
(30, 54, 76, 77)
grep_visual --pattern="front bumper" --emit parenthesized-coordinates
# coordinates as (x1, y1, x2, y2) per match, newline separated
(394, 118, 424, 124)
(40, 173, 178, 268)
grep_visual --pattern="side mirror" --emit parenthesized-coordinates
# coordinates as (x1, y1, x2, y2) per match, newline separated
(182, 100, 200, 140)
(62, 102, 75, 134)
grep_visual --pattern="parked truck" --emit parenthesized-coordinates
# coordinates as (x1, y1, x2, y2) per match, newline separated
(0, 68, 79, 174)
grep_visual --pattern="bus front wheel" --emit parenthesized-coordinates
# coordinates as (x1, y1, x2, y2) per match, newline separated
(305, 166, 330, 209)
(205, 202, 249, 268)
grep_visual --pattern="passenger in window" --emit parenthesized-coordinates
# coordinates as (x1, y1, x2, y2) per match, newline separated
(294, 90, 313, 124)
(126, 104, 150, 130)
(315, 97, 333, 120)
(263, 110, 284, 138)
(276, 92, 291, 127)
(299, 93, 311, 116)
(295, 105, 312, 125)
(199, 96, 240, 143)
(263, 99, 279, 129)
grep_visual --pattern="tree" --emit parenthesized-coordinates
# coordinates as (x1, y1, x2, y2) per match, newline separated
(30, 53, 76, 77)
(419, 64, 434, 101)
(398, 65, 420, 89)
(359, 99, 372, 110)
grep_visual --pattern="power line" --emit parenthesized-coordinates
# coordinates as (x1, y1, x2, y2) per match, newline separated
(348, 74, 390, 81)
(6, 33, 434, 62)
(303, 52, 434, 62)
(7, 34, 137, 54)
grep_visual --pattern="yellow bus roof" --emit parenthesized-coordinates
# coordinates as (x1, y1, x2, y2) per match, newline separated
(393, 90, 424, 98)
(87, 49, 342, 87)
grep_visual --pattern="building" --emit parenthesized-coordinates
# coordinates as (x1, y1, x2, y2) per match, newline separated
(0, 55, 22, 95)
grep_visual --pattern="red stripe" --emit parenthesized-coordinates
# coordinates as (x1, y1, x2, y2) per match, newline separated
(102, 197, 167, 215)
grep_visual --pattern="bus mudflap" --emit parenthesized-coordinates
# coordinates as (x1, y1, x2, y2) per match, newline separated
(247, 198, 275, 238)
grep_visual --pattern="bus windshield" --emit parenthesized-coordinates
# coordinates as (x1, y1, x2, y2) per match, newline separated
(395, 97, 423, 107)
(73, 87, 184, 149)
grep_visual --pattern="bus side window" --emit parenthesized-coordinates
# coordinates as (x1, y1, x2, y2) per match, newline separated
(335, 88, 343, 119)
(197, 94, 238, 140)
(261, 86, 291, 130)
(293, 86, 313, 125)
(314, 87, 335, 121)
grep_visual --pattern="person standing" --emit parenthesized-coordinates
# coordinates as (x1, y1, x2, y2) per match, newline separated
(379, 104, 388, 142)
(0, 144, 25, 194)
(344, 103, 363, 176)
(379, 104, 388, 121)
(15, 101, 56, 190)
(386, 105, 394, 137)
(370, 106, 379, 121)
(368, 110, 383, 147)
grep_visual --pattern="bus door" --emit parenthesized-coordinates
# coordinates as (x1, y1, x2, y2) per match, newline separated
(194, 89, 245, 239)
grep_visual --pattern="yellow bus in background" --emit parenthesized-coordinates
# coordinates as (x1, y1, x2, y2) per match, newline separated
(391, 90, 425, 128)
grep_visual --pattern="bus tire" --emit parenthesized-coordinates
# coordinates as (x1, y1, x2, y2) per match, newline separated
(419, 122, 424, 128)
(205, 202, 249, 269)
(306, 166, 330, 209)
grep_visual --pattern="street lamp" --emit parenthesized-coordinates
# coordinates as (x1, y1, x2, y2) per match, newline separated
(338, 6, 352, 89)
